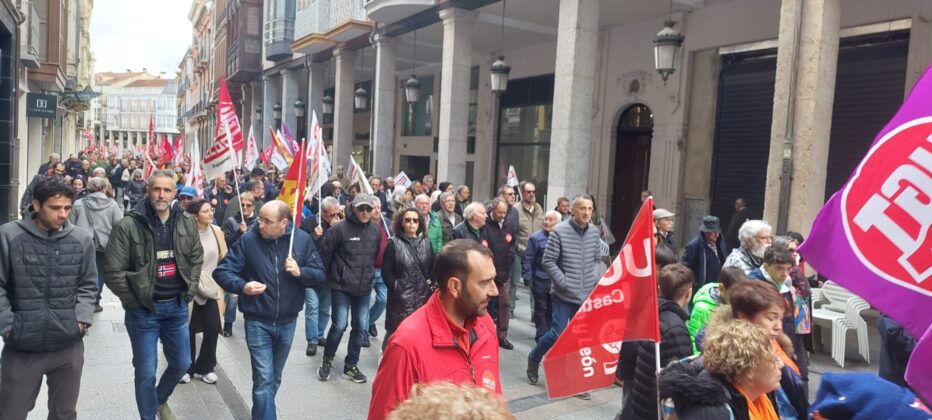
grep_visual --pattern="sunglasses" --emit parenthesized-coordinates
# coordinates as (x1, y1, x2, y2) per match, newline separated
(356, 206, 373, 212)
(403, 218, 419, 223)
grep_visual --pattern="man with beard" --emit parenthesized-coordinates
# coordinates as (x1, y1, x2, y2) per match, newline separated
(722, 219, 773, 275)
(105, 170, 204, 420)
(368, 240, 500, 420)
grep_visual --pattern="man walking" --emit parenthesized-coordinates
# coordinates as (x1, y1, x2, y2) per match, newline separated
(318, 194, 381, 383)
(364, 198, 390, 347)
(104, 170, 204, 420)
(368, 240, 501, 420)
(0, 177, 98, 419)
(213, 200, 325, 420)
(485, 198, 517, 349)
(526, 195, 602, 399)
(300, 196, 341, 355)
(70, 177, 123, 313)
(522, 211, 561, 342)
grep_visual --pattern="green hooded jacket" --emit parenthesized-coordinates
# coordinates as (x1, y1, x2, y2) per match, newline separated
(686, 282, 723, 354)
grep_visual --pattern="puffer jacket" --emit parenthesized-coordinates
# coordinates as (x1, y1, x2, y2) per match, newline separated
(104, 200, 204, 313)
(383, 234, 435, 333)
(222, 211, 258, 248)
(0, 216, 98, 352)
(70, 192, 123, 249)
(687, 282, 724, 354)
(213, 223, 325, 325)
(627, 297, 694, 420)
(543, 219, 603, 305)
(484, 215, 517, 283)
(126, 179, 147, 209)
(659, 361, 751, 420)
(521, 229, 551, 293)
(320, 210, 381, 296)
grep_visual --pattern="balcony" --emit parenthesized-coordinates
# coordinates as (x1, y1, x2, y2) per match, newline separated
(364, 0, 435, 25)
(228, 0, 263, 82)
(264, 0, 296, 61)
(20, 5, 40, 68)
(328, 0, 369, 42)
(295, 0, 330, 40)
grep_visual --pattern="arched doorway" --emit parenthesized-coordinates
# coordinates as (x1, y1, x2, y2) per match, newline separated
(610, 104, 653, 251)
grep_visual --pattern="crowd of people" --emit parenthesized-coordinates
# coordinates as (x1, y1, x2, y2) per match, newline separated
(0, 151, 926, 420)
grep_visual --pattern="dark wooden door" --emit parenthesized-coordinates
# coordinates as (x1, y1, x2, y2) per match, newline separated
(611, 105, 652, 252)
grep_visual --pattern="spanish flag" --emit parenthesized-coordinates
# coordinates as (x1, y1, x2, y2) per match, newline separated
(277, 138, 308, 224)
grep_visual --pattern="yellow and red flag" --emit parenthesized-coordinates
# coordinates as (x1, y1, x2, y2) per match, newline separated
(277, 138, 308, 225)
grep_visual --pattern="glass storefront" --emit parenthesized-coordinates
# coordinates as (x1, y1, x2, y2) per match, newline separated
(495, 74, 554, 204)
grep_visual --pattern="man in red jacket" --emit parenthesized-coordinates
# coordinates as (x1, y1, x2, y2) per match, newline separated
(368, 239, 502, 420)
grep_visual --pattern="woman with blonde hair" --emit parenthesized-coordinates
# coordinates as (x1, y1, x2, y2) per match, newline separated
(660, 319, 782, 420)
(388, 382, 514, 420)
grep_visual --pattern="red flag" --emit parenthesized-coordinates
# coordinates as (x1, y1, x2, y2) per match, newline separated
(542, 198, 659, 399)
(277, 139, 308, 225)
(147, 114, 155, 146)
(260, 144, 274, 166)
(217, 78, 244, 152)
(158, 135, 175, 166)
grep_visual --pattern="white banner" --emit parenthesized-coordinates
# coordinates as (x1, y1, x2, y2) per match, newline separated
(244, 125, 259, 171)
(393, 171, 412, 188)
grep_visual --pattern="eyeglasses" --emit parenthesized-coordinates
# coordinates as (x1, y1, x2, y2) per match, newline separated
(756, 235, 774, 242)
(524, 190, 536, 194)
(259, 218, 282, 225)
(356, 206, 373, 212)
(403, 218, 419, 223)
(242, 203, 255, 208)
(505, 192, 515, 197)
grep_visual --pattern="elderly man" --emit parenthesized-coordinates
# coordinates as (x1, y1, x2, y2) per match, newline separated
(522, 211, 561, 342)
(427, 191, 464, 253)
(681, 215, 725, 293)
(451, 202, 488, 244)
(300, 196, 342, 355)
(498, 185, 521, 317)
(723, 219, 773, 274)
(38, 153, 61, 175)
(654, 208, 675, 250)
(485, 198, 518, 349)
(368, 240, 500, 420)
(527, 194, 603, 398)
(414, 194, 432, 227)
(421, 174, 435, 196)
(105, 170, 204, 420)
(454, 185, 470, 216)
(214, 200, 325, 420)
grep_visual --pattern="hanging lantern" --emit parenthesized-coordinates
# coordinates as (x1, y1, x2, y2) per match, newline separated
(354, 86, 368, 110)
(653, 20, 684, 83)
(404, 75, 421, 104)
(490, 56, 511, 94)
(322, 94, 334, 115)
(294, 99, 305, 118)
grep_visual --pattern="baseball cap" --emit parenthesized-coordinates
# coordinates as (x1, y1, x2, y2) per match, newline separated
(179, 186, 197, 198)
(352, 193, 375, 208)
(653, 209, 675, 220)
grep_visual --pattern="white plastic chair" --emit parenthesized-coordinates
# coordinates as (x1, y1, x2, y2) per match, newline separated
(811, 282, 871, 367)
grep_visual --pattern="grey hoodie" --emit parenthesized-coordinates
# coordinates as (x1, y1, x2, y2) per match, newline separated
(70, 192, 123, 249)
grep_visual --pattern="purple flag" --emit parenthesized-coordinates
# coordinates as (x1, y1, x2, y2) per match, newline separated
(799, 66, 932, 402)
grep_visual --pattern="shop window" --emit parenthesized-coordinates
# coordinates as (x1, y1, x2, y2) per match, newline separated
(402, 75, 433, 137)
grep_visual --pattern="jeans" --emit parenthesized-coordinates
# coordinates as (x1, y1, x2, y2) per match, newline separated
(125, 299, 191, 420)
(304, 285, 331, 344)
(244, 319, 296, 420)
(324, 290, 371, 368)
(366, 269, 387, 330)
(224, 292, 238, 325)
(529, 295, 581, 364)
(531, 287, 553, 342)
(95, 250, 106, 305)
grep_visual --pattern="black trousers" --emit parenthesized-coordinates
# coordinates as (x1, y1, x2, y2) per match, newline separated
(188, 299, 221, 375)
(0, 340, 84, 420)
(531, 287, 552, 343)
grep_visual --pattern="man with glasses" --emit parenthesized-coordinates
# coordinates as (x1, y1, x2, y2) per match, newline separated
(723, 219, 773, 275)
(301, 196, 342, 355)
(214, 200, 325, 420)
(318, 194, 381, 384)
(497, 184, 521, 318)
(515, 182, 544, 320)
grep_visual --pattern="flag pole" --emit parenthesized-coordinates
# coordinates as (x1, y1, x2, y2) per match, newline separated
(288, 138, 307, 258)
(224, 118, 245, 222)
(317, 129, 323, 226)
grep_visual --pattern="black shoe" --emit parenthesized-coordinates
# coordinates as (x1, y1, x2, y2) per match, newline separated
(509, 310, 515, 320)
(362, 336, 371, 348)
(318, 337, 327, 347)
(369, 325, 378, 338)
(342, 365, 367, 383)
(527, 360, 539, 384)
(575, 392, 591, 400)
(222, 323, 232, 337)
(306, 343, 317, 356)
(318, 358, 332, 381)
(94, 304, 103, 313)
(499, 339, 514, 350)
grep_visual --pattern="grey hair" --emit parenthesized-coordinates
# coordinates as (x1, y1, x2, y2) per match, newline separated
(86, 177, 111, 193)
(738, 220, 772, 246)
(321, 196, 341, 212)
(455, 185, 469, 195)
(571, 193, 594, 209)
(415, 194, 431, 205)
(92, 167, 107, 177)
(438, 191, 455, 202)
(545, 210, 562, 220)
(148, 169, 176, 185)
(463, 202, 486, 220)
(392, 186, 407, 202)
(773, 235, 797, 251)
(132, 168, 144, 178)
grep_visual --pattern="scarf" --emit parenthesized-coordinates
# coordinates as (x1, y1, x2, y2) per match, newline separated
(736, 385, 779, 420)
(772, 338, 800, 375)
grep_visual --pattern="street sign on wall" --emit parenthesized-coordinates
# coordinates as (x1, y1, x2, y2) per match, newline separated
(26, 93, 57, 119)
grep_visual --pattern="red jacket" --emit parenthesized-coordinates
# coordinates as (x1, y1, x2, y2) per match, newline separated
(367, 292, 502, 420)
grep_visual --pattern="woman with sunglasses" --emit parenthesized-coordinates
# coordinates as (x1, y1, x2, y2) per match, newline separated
(382, 208, 436, 347)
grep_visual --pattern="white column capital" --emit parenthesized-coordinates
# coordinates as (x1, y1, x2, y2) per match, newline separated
(333, 48, 357, 60)
(439, 7, 477, 26)
(372, 33, 398, 49)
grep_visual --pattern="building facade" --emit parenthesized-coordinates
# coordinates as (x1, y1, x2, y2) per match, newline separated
(102, 78, 179, 148)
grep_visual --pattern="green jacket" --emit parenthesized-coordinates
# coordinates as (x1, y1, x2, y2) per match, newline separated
(427, 210, 463, 254)
(104, 204, 204, 313)
(686, 282, 722, 354)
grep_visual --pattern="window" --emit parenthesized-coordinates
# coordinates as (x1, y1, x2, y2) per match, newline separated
(495, 74, 555, 203)
(402, 75, 433, 137)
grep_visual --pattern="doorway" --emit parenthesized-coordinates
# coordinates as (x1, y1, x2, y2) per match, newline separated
(610, 104, 653, 252)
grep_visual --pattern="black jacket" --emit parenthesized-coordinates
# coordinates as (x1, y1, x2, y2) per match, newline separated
(451, 221, 487, 244)
(725, 207, 751, 251)
(222, 212, 258, 248)
(484, 216, 517, 283)
(628, 297, 694, 420)
(320, 211, 381, 296)
(681, 230, 725, 291)
(659, 361, 752, 420)
(300, 217, 333, 249)
(383, 234, 435, 333)
(213, 223, 325, 325)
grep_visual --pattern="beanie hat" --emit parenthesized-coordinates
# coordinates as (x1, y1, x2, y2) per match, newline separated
(810, 373, 930, 420)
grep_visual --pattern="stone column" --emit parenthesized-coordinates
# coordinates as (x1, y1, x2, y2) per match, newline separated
(545, 0, 599, 210)
(262, 75, 279, 148)
(333, 48, 356, 170)
(762, 0, 840, 234)
(436, 8, 477, 184)
(372, 34, 397, 178)
(306, 61, 326, 132)
(251, 81, 263, 142)
(281, 68, 299, 138)
(472, 58, 495, 201)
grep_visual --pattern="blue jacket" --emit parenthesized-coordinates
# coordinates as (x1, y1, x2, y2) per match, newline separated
(214, 223, 325, 325)
(521, 229, 551, 293)
(680, 230, 724, 292)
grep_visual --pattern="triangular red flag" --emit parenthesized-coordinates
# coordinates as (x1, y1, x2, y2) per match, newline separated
(541, 198, 659, 399)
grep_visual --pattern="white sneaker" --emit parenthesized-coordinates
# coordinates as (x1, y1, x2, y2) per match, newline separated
(178, 374, 191, 384)
(198, 372, 218, 384)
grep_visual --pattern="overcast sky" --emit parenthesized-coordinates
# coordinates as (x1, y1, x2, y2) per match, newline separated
(90, 0, 192, 76)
